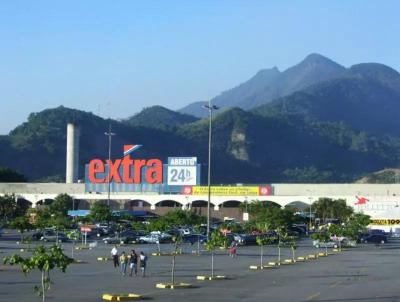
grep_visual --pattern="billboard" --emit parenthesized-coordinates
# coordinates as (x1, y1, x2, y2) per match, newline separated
(167, 157, 199, 186)
(182, 185, 272, 196)
(84, 146, 200, 192)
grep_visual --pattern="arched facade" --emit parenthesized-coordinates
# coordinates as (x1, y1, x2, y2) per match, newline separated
(3, 182, 400, 227)
(124, 199, 151, 210)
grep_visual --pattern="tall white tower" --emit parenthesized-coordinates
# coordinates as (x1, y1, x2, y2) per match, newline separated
(66, 123, 80, 183)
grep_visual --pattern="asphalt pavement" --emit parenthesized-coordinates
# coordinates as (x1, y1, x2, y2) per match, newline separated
(1, 231, 400, 302)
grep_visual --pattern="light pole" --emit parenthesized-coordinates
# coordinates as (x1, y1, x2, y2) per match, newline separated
(308, 196, 313, 232)
(105, 122, 115, 207)
(203, 100, 219, 240)
(306, 189, 313, 232)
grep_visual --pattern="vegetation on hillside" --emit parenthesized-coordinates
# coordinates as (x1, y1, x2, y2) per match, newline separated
(1, 57, 400, 184)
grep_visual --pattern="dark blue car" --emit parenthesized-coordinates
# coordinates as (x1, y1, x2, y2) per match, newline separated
(182, 234, 207, 245)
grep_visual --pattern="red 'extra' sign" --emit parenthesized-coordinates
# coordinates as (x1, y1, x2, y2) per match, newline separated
(87, 145, 163, 184)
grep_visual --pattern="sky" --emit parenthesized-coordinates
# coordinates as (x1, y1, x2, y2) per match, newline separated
(0, 0, 399, 134)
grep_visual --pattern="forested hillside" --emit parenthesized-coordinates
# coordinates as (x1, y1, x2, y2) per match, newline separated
(2, 55, 400, 183)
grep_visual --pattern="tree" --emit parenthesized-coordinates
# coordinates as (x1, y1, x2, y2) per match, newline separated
(256, 235, 276, 267)
(66, 230, 80, 259)
(327, 224, 346, 250)
(10, 216, 33, 242)
(89, 203, 113, 223)
(343, 213, 371, 240)
(311, 232, 330, 254)
(49, 194, 73, 217)
(0, 167, 27, 182)
(279, 233, 297, 262)
(0, 194, 17, 224)
(276, 228, 285, 264)
(312, 198, 353, 224)
(218, 222, 243, 234)
(147, 210, 206, 232)
(205, 230, 227, 278)
(3, 245, 73, 302)
(33, 208, 52, 230)
(312, 198, 331, 223)
(170, 235, 183, 285)
(50, 215, 72, 244)
(243, 200, 299, 229)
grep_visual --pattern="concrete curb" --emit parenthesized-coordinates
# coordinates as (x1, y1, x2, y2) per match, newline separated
(156, 282, 193, 289)
(102, 293, 143, 301)
(196, 275, 227, 280)
(151, 252, 182, 256)
(282, 259, 296, 264)
(75, 246, 91, 250)
(249, 265, 264, 270)
(72, 259, 87, 264)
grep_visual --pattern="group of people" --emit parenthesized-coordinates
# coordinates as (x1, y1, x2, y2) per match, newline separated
(111, 245, 148, 277)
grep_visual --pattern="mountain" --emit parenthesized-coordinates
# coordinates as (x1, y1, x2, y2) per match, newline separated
(178, 101, 208, 118)
(257, 62, 400, 136)
(2, 106, 196, 181)
(356, 168, 400, 184)
(2, 55, 400, 183)
(182, 53, 346, 116)
(349, 63, 400, 93)
(124, 105, 199, 130)
(2, 106, 400, 183)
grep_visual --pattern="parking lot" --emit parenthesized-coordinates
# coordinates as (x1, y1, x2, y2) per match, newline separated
(2, 231, 400, 302)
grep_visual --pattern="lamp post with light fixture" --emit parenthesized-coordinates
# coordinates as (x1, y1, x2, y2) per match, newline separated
(104, 122, 115, 207)
(203, 100, 219, 240)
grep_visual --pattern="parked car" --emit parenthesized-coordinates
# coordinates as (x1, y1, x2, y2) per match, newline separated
(31, 230, 44, 240)
(41, 230, 68, 242)
(179, 228, 192, 236)
(102, 230, 146, 244)
(233, 233, 258, 245)
(102, 236, 121, 244)
(138, 232, 172, 244)
(120, 230, 146, 244)
(313, 238, 356, 248)
(285, 229, 300, 237)
(313, 239, 340, 249)
(369, 229, 386, 235)
(182, 234, 207, 244)
(359, 234, 387, 244)
(288, 225, 307, 235)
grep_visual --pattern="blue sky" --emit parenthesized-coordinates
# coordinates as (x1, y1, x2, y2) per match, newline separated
(0, 0, 399, 134)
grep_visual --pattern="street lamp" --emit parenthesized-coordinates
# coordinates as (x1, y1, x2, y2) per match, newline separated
(203, 100, 219, 239)
(309, 198, 312, 231)
(306, 189, 313, 232)
(105, 122, 115, 207)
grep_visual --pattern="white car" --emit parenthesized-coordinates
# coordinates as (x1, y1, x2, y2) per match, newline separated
(313, 238, 357, 248)
(179, 228, 191, 235)
(139, 232, 172, 244)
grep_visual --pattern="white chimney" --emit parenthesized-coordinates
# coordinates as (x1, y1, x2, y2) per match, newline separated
(66, 123, 80, 183)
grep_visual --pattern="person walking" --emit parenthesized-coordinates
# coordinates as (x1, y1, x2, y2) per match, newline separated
(139, 251, 148, 277)
(111, 245, 119, 268)
(120, 251, 127, 276)
(229, 241, 238, 258)
(129, 250, 138, 277)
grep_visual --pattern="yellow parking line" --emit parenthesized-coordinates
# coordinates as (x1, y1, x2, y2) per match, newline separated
(330, 280, 342, 288)
(306, 292, 321, 300)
